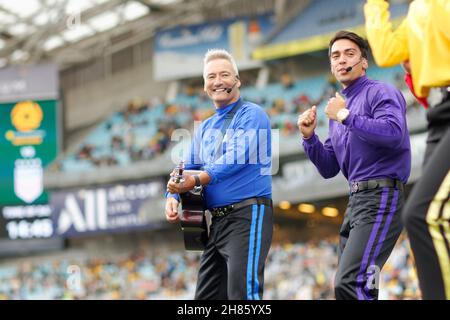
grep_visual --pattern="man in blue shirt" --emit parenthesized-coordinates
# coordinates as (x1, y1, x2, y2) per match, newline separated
(165, 49, 273, 300)
(297, 31, 411, 300)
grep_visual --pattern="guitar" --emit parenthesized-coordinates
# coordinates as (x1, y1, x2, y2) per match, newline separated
(173, 161, 208, 251)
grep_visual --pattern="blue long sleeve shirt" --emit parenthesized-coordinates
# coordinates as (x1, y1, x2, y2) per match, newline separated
(303, 75, 411, 184)
(167, 98, 272, 209)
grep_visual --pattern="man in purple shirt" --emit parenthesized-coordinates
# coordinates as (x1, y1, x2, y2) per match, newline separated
(297, 31, 411, 300)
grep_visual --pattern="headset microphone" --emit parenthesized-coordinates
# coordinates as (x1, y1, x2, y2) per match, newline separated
(345, 59, 363, 72)
(226, 81, 238, 94)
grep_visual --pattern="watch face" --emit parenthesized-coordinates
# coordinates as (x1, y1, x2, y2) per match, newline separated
(338, 109, 349, 122)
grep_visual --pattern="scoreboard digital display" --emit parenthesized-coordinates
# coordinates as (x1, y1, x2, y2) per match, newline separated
(0, 205, 54, 240)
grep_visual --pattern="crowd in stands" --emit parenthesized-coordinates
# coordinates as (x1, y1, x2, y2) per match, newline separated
(70, 98, 178, 169)
(0, 234, 420, 300)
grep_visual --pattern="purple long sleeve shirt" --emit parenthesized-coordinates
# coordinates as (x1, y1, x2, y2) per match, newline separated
(303, 75, 411, 185)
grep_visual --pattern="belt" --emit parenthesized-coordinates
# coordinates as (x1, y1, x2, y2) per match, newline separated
(209, 197, 272, 218)
(350, 178, 404, 194)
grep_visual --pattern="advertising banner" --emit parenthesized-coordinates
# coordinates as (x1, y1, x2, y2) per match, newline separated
(0, 99, 59, 205)
(50, 180, 167, 237)
(154, 13, 274, 81)
(0, 63, 59, 206)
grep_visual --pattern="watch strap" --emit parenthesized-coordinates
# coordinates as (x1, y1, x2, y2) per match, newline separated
(193, 175, 201, 187)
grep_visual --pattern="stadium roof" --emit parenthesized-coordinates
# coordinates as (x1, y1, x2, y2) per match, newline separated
(253, 0, 409, 61)
(0, 0, 282, 69)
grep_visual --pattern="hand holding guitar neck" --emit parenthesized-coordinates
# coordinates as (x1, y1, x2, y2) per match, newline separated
(173, 160, 185, 184)
(167, 161, 196, 194)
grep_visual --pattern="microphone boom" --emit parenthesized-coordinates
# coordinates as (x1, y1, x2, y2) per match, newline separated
(345, 59, 363, 72)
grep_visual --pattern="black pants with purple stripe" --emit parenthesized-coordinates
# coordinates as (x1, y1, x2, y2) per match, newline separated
(335, 186, 404, 300)
(195, 203, 273, 300)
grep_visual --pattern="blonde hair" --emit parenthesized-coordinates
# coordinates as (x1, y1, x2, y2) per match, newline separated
(203, 49, 239, 78)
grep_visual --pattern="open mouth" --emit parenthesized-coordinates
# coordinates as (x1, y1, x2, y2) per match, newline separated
(213, 88, 227, 92)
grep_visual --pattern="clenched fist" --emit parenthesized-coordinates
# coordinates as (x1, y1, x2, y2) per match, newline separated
(297, 105, 317, 139)
(325, 92, 347, 121)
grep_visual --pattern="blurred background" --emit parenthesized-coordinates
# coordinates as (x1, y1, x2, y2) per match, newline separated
(0, 0, 424, 299)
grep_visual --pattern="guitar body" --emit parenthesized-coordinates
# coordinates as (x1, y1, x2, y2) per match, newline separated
(179, 170, 208, 251)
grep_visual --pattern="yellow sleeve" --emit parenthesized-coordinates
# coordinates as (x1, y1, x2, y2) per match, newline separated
(364, 0, 409, 67)
(435, 0, 450, 40)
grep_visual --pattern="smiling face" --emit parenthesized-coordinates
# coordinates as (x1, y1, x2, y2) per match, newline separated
(330, 39, 368, 88)
(204, 58, 241, 108)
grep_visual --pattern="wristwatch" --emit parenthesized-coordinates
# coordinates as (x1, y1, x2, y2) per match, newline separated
(193, 175, 201, 187)
(337, 108, 350, 123)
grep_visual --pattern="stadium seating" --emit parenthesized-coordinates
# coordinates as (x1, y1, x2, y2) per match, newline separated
(0, 235, 419, 300)
(55, 65, 424, 172)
